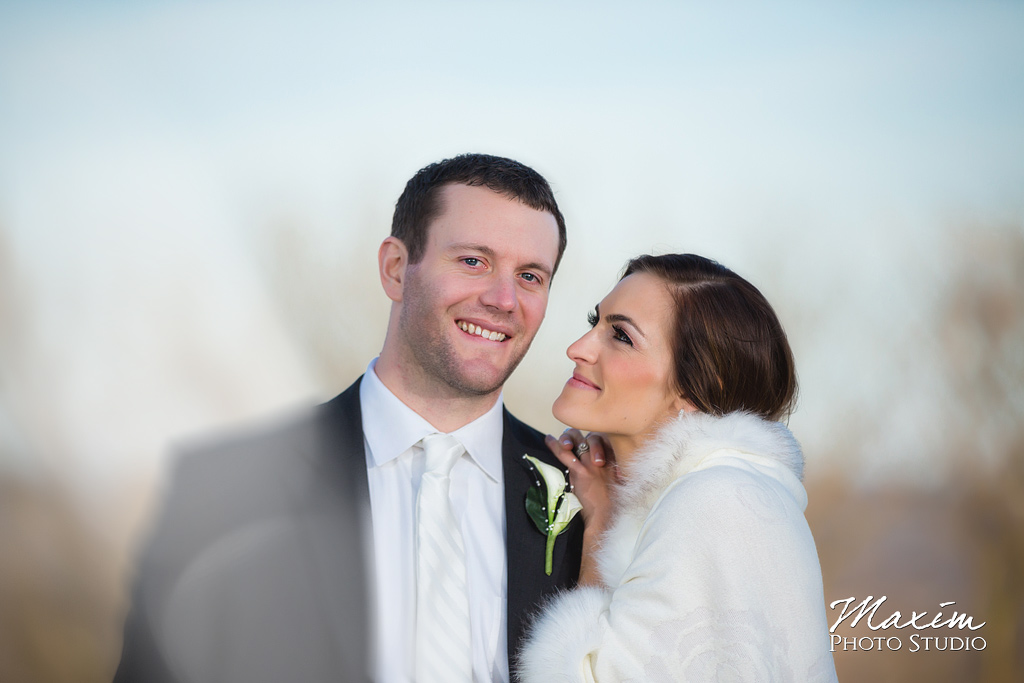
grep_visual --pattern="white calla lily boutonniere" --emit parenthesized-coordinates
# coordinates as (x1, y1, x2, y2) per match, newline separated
(522, 454, 582, 575)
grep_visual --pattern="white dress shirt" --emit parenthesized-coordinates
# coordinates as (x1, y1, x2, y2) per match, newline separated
(360, 359, 509, 683)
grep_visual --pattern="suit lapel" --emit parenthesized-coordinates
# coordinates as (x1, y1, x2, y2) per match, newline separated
(502, 410, 583, 673)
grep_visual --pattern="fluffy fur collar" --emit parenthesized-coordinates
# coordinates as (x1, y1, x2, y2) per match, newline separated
(614, 410, 805, 516)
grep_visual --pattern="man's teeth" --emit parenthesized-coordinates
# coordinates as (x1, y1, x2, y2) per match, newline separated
(458, 321, 506, 341)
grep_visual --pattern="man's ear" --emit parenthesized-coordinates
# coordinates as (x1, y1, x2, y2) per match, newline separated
(378, 236, 409, 303)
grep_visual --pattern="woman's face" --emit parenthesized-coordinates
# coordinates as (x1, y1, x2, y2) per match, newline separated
(553, 272, 691, 457)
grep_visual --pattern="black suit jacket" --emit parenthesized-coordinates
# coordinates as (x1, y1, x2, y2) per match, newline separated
(114, 378, 583, 683)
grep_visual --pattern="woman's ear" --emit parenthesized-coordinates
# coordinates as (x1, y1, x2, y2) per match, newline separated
(672, 395, 699, 415)
(378, 236, 408, 303)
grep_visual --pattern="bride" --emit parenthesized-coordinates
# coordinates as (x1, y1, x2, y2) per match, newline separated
(519, 254, 838, 682)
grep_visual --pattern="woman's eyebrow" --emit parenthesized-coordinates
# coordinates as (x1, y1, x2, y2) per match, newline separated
(601, 307, 647, 339)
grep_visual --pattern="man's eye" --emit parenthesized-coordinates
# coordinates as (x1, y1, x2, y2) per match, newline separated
(520, 272, 539, 283)
(463, 257, 481, 267)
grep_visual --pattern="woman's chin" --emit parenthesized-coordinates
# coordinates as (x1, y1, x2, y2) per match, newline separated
(552, 392, 591, 432)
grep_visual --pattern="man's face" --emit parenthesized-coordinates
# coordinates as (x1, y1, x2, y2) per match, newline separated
(396, 183, 561, 397)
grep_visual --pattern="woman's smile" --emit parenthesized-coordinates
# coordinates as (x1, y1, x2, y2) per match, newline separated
(567, 370, 600, 391)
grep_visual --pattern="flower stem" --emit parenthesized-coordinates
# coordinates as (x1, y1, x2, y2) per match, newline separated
(545, 532, 556, 575)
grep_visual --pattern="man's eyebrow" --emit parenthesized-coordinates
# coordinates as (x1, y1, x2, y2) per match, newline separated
(449, 243, 496, 258)
(520, 261, 554, 278)
(448, 243, 553, 278)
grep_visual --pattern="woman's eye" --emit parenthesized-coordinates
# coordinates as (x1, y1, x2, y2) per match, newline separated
(612, 325, 634, 347)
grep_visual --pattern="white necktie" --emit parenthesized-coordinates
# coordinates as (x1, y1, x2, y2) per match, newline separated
(415, 433, 473, 683)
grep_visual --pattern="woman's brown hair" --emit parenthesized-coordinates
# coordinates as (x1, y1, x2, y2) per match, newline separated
(622, 254, 797, 422)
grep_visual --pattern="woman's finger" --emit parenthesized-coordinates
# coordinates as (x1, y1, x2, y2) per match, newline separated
(557, 428, 586, 452)
(545, 434, 579, 470)
(562, 429, 600, 466)
(585, 434, 606, 466)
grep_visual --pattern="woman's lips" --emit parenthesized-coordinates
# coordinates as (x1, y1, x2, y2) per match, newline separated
(567, 371, 600, 391)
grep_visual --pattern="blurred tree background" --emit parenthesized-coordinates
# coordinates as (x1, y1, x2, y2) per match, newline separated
(806, 225, 1024, 682)
(2, 2, 1022, 681)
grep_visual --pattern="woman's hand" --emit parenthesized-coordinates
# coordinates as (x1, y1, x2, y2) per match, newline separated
(545, 429, 618, 586)
(545, 429, 617, 524)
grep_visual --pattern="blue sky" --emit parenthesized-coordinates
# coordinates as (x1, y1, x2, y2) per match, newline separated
(1, 1, 1022, 489)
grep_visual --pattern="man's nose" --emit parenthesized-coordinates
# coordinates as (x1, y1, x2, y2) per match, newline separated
(480, 275, 518, 312)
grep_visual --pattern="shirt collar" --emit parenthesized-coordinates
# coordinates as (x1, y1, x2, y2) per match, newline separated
(360, 358, 505, 482)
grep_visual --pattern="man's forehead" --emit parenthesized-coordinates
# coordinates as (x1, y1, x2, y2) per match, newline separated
(429, 184, 560, 262)
(439, 181, 553, 212)
(435, 182, 524, 214)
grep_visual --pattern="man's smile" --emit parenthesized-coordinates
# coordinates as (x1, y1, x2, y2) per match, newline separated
(456, 319, 509, 342)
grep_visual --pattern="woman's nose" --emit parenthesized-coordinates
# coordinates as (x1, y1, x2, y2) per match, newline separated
(567, 329, 598, 363)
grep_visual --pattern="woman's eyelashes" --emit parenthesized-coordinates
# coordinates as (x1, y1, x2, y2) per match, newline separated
(587, 309, 635, 347)
(612, 325, 634, 347)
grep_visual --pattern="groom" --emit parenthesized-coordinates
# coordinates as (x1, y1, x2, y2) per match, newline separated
(113, 153, 582, 683)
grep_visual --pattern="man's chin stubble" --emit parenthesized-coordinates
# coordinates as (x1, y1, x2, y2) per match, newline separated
(419, 343, 530, 398)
